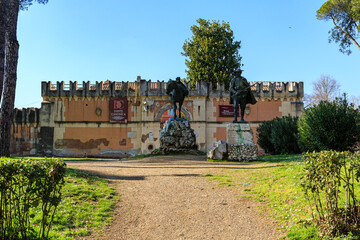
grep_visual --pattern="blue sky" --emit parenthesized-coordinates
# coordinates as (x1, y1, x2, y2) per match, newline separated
(15, 0, 359, 108)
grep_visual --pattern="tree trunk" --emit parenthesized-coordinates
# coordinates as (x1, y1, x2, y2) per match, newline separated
(0, 0, 8, 104)
(0, 0, 19, 157)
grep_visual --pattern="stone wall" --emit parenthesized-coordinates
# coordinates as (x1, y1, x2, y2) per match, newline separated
(10, 108, 40, 156)
(10, 77, 304, 157)
(41, 77, 303, 99)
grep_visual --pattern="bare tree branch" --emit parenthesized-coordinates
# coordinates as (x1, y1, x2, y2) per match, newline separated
(307, 75, 341, 107)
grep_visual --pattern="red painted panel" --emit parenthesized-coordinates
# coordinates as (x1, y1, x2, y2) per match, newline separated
(110, 97, 128, 123)
(219, 105, 239, 117)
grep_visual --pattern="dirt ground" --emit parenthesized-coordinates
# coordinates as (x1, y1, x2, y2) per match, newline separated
(68, 155, 284, 240)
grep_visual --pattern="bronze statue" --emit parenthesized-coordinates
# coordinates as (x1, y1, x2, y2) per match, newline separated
(229, 70, 257, 123)
(166, 77, 189, 119)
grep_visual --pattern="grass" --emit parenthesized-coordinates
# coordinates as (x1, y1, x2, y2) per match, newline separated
(122, 152, 162, 160)
(13, 156, 121, 161)
(31, 168, 117, 239)
(205, 154, 320, 239)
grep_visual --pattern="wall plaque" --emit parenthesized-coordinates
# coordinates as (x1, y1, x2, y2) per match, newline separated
(110, 97, 128, 123)
(219, 105, 239, 117)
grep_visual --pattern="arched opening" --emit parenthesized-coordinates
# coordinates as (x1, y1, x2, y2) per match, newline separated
(155, 103, 192, 123)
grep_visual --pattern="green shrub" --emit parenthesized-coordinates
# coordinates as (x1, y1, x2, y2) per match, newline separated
(271, 115, 300, 154)
(257, 116, 300, 154)
(0, 158, 66, 239)
(298, 96, 360, 152)
(301, 151, 360, 237)
(257, 118, 277, 154)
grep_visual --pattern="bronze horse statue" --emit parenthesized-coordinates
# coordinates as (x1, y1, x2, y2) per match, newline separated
(166, 77, 189, 119)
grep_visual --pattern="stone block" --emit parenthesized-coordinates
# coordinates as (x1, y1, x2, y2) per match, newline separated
(228, 144, 258, 162)
(127, 131, 137, 139)
(207, 140, 227, 160)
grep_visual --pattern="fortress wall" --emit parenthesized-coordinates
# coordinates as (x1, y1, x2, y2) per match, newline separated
(10, 78, 304, 157)
(10, 108, 40, 156)
(41, 79, 304, 99)
(52, 122, 140, 158)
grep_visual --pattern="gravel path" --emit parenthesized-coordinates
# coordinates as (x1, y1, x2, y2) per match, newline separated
(68, 155, 283, 240)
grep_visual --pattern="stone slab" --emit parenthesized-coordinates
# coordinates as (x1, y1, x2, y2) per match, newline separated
(226, 123, 254, 145)
(127, 131, 137, 139)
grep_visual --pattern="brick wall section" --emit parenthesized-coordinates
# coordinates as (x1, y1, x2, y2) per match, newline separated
(10, 108, 40, 156)
(63, 98, 110, 122)
(9, 79, 304, 157)
(54, 125, 134, 157)
(214, 127, 227, 142)
(10, 123, 39, 155)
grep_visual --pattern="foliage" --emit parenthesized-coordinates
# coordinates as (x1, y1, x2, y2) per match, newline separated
(301, 151, 360, 237)
(256, 118, 277, 154)
(182, 18, 242, 89)
(317, 0, 360, 54)
(257, 116, 300, 154)
(298, 95, 360, 152)
(46, 168, 117, 239)
(271, 116, 300, 154)
(0, 157, 66, 239)
(19, 0, 48, 10)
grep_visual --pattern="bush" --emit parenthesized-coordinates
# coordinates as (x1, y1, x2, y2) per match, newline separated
(257, 118, 276, 154)
(0, 158, 66, 239)
(301, 151, 360, 237)
(298, 96, 360, 152)
(271, 115, 300, 154)
(257, 116, 300, 154)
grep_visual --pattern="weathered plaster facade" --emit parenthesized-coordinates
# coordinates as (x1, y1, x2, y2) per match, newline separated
(10, 77, 304, 157)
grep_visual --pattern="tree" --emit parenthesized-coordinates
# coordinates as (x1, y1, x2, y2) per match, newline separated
(350, 95, 360, 108)
(0, 0, 8, 105)
(182, 18, 242, 89)
(305, 74, 340, 107)
(298, 95, 360, 152)
(0, 0, 48, 157)
(0, 0, 20, 157)
(317, 0, 360, 54)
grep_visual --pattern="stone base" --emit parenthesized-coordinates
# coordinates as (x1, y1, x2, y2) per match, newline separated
(228, 144, 258, 162)
(159, 119, 197, 153)
(225, 122, 258, 161)
(226, 123, 254, 145)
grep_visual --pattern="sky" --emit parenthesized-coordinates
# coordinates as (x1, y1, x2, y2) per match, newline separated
(15, 0, 359, 108)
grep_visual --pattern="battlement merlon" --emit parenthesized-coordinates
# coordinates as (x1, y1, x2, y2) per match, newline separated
(41, 80, 304, 99)
(13, 108, 40, 124)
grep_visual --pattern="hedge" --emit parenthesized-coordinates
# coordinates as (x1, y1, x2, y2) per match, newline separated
(257, 116, 300, 154)
(0, 158, 66, 239)
(298, 96, 360, 152)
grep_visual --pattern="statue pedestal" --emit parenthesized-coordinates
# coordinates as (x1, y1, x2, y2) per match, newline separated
(227, 123, 254, 145)
(158, 119, 197, 154)
(226, 123, 258, 161)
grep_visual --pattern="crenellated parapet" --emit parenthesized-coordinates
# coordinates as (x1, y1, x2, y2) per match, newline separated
(42, 78, 303, 99)
(41, 80, 137, 98)
(13, 108, 40, 124)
